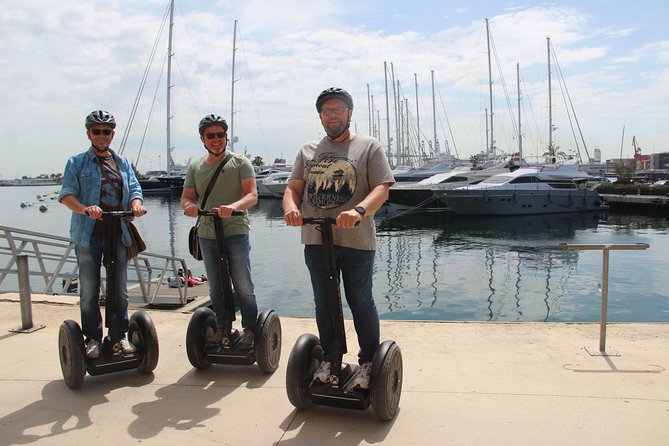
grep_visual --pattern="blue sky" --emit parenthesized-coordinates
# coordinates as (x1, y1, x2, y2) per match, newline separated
(1, 0, 667, 178)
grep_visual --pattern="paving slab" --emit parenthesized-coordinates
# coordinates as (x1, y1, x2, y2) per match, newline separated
(0, 293, 668, 445)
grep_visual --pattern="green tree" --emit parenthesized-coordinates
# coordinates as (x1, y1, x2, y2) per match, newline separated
(252, 156, 264, 167)
(469, 154, 480, 167)
(543, 143, 566, 164)
(613, 160, 635, 183)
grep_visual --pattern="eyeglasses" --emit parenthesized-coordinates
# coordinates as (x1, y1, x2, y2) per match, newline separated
(320, 107, 348, 116)
(205, 132, 227, 140)
(90, 128, 113, 136)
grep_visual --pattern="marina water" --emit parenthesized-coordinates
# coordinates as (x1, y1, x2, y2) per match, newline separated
(3, 185, 668, 322)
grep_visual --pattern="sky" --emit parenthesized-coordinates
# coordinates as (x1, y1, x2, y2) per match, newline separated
(1, 0, 668, 178)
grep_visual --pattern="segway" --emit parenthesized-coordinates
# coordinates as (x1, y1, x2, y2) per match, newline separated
(285, 217, 403, 420)
(185, 210, 281, 374)
(58, 210, 159, 389)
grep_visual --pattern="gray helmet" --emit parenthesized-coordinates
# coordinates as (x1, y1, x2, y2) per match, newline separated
(198, 114, 228, 135)
(315, 87, 353, 112)
(85, 110, 116, 129)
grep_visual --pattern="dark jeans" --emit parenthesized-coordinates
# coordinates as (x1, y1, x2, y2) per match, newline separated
(76, 235, 129, 342)
(305, 245, 380, 364)
(200, 235, 258, 330)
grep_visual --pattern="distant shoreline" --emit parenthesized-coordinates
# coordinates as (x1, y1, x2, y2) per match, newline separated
(0, 179, 61, 187)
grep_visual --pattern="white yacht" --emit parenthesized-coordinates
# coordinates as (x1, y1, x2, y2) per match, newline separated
(435, 161, 608, 215)
(387, 161, 519, 212)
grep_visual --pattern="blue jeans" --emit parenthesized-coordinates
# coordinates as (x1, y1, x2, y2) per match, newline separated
(76, 234, 129, 342)
(200, 235, 257, 330)
(304, 245, 380, 364)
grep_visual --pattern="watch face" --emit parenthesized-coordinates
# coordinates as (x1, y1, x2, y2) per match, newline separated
(355, 206, 366, 215)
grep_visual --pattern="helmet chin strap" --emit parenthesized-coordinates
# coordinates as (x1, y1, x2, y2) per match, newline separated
(205, 145, 226, 156)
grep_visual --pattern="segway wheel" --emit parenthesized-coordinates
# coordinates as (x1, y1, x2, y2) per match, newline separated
(129, 310, 159, 373)
(255, 310, 282, 374)
(286, 333, 322, 410)
(58, 320, 86, 389)
(186, 307, 216, 369)
(370, 341, 403, 421)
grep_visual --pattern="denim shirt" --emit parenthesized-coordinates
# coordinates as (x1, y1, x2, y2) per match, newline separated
(59, 147, 143, 247)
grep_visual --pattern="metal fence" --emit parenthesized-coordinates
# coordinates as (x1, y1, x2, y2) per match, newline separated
(0, 225, 192, 306)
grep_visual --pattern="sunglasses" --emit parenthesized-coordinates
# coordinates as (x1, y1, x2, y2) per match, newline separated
(205, 132, 227, 140)
(90, 128, 113, 136)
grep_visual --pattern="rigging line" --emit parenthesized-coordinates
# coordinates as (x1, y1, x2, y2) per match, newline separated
(434, 81, 459, 159)
(550, 41, 591, 163)
(488, 28, 520, 150)
(174, 1, 216, 112)
(236, 25, 269, 155)
(119, 0, 170, 156)
(135, 50, 169, 168)
(519, 71, 543, 158)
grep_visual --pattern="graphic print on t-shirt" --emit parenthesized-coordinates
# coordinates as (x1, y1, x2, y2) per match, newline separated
(306, 153, 357, 210)
(98, 156, 123, 211)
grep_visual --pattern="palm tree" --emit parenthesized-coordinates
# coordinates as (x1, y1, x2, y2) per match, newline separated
(543, 143, 566, 164)
(469, 154, 480, 168)
(252, 156, 264, 167)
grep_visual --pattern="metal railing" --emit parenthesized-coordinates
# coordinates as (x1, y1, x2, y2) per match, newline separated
(0, 225, 192, 306)
(558, 242, 650, 356)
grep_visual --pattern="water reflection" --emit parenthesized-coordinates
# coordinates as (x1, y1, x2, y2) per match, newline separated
(375, 212, 604, 321)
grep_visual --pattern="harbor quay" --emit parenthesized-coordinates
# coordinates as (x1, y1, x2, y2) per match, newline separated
(1, 293, 668, 446)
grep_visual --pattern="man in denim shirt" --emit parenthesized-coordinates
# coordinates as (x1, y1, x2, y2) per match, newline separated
(59, 110, 146, 359)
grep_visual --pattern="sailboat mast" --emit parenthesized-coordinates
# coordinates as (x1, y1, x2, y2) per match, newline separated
(384, 62, 393, 167)
(166, 0, 175, 175)
(547, 36, 553, 155)
(431, 70, 437, 155)
(486, 18, 494, 157)
(230, 20, 238, 152)
(517, 62, 522, 158)
(414, 73, 420, 158)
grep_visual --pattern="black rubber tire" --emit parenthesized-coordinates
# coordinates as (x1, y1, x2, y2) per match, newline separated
(58, 320, 86, 389)
(370, 341, 403, 421)
(285, 333, 322, 410)
(255, 310, 282, 374)
(129, 310, 159, 373)
(186, 307, 216, 370)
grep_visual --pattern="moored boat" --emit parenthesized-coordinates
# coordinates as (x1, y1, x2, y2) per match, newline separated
(435, 161, 608, 215)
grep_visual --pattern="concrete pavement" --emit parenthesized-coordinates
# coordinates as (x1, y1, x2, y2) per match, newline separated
(1, 292, 668, 445)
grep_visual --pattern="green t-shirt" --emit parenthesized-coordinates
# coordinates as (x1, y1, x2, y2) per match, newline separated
(184, 153, 255, 239)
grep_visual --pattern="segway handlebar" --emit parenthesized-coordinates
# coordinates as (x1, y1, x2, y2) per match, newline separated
(85, 210, 147, 217)
(302, 217, 359, 227)
(198, 209, 244, 217)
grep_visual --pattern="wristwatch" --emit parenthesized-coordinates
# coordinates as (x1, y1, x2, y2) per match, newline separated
(354, 206, 366, 217)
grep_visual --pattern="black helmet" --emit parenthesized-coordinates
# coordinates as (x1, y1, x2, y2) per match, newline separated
(315, 87, 353, 112)
(85, 110, 116, 129)
(198, 114, 228, 135)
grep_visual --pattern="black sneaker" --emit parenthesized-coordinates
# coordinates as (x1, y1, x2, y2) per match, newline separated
(238, 329, 254, 350)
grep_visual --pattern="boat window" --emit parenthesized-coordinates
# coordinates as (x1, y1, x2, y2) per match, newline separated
(510, 176, 537, 184)
(442, 176, 469, 183)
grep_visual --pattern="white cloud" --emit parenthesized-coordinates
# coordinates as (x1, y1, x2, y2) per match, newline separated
(0, 0, 667, 178)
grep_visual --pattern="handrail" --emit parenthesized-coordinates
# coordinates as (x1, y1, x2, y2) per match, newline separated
(0, 225, 192, 306)
(558, 242, 650, 356)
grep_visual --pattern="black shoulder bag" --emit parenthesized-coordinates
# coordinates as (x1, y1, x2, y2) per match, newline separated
(189, 153, 233, 260)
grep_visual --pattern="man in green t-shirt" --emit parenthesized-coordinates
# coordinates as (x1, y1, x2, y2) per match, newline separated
(181, 114, 258, 349)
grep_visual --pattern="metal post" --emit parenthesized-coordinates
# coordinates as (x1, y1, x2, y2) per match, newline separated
(558, 243, 649, 356)
(599, 248, 610, 353)
(10, 255, 45, 333)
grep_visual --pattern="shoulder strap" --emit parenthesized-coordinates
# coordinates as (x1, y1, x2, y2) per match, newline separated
(199, 153, 233, 209)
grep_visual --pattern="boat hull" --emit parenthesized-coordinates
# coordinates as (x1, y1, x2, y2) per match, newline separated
(437, 188, 607, 215)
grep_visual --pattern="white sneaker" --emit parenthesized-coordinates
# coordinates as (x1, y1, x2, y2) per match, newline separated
(313, 361, 331, 383)
(86, 339, 101, 359)
(346, 362, 372, 390)
(119, 338, 136, 354)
